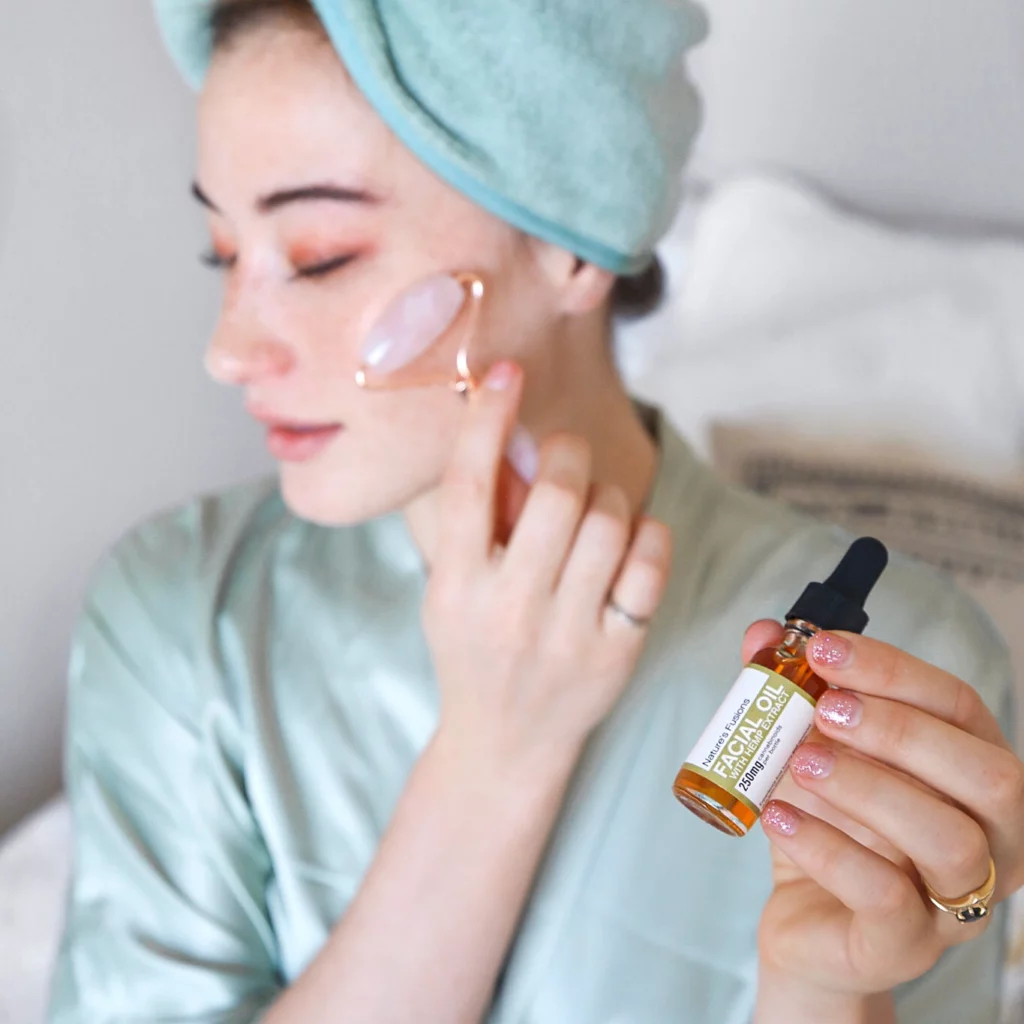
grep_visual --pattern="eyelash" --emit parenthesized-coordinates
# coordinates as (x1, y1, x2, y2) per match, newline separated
(198, 251, 354, 280)
(200, 251, 235, 272)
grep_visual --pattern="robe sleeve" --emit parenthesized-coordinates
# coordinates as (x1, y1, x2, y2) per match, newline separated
(48, 519, 281, 1023)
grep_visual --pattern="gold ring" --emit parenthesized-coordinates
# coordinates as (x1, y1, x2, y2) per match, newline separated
(923, 857, 997, 924)
(606, 598, 651, 629)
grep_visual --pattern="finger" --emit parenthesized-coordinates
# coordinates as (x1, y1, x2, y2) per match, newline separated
(742, 620, 785, 664)
(805, 631, 1009, 749)
(503, 434, 591, 594)
(767, 754, 918, 866)
(761, 800, 938, 981)
(814, 688, 1024, 834)
(438, 362, 523, 565)
(496, 425, 539, 545)
(556, 483, 631, 623)
(787, 742, 994, 910)
(602, 516, 672, 635)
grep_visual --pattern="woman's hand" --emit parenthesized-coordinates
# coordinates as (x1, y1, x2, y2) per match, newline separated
(742, 620, 1023, 1013)
(425, 361, 672, 771)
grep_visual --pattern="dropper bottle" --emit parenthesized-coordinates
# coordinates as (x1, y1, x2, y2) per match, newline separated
(673, 537, 889, 837)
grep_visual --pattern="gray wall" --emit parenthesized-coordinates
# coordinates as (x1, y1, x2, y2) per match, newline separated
(0, 4, 270, 838)
(686, 0, 1024, 237)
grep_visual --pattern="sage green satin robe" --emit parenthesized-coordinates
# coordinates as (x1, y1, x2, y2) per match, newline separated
(49, 412, 1012, 1023)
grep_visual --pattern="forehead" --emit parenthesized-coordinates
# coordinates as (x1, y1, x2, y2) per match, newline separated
(196, 22, 398, 194)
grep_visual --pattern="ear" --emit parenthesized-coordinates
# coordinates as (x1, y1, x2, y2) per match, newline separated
(563, 257, 616, 315)
(530, 241, 616, 315)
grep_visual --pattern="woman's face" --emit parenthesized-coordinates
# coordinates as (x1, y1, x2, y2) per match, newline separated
(195, 21, 566, 525)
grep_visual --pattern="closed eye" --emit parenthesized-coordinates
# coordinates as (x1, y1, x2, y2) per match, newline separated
(198, 252, 355, 279)
(293, 254, 355, 279)
(200, 249, 235, 270)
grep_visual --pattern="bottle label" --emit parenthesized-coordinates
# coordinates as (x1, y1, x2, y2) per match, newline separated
(682, 664, 817, 815)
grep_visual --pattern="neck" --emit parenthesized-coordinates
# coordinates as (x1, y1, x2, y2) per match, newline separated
(403, 312, 658, 566)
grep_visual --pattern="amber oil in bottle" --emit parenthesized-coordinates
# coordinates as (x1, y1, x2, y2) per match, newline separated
(673, 537, 889, 837)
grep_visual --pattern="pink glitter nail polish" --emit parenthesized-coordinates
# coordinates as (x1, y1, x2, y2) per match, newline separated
(817, 690, 862, 728)
(762, 802, 800, 836)
(790, 745, 835, 779)
(809, 632, 851, 667)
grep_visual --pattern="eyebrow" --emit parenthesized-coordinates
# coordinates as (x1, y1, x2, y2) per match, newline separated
(190, 180, 380, 214)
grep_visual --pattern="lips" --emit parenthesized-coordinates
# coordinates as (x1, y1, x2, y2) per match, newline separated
(265, 422, 343, 462)
(269, 422, 336, 434)
(246, 405, 344, 463)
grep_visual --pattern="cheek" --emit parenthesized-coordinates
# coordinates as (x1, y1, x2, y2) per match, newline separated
(344, 386, 466, 497)
(251, 283, 365, 378)
(356, 386, 464, 449)
(278, 264, 453, 380)
(281, 387, 465, 524)
(472, 274, 551, 373)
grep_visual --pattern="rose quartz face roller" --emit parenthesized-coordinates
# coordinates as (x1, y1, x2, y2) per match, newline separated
(356, 272, 538, 481)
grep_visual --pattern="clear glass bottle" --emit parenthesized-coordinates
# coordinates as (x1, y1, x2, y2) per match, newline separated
(673, 538, 889, 837)
(673, 618, 828, 836)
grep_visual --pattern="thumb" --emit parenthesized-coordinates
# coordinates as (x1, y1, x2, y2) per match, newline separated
(742, 619, 785, 664)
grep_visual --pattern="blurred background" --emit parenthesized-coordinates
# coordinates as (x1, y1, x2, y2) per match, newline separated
(1, 1, 1023, 1019)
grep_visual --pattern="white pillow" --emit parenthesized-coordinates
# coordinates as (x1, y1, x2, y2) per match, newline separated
(621, 174, 1024, 485)
(0, 798, 70, 1023)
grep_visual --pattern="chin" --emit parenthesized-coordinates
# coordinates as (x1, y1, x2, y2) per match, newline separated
(276, 459, 432, 527)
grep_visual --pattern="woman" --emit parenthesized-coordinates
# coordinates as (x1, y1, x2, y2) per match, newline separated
(50, 1, 1023, 1021)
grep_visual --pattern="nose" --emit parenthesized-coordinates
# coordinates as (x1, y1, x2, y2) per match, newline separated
(204, 321, 296, 386)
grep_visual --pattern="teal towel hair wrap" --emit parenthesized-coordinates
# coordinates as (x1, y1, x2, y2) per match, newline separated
(154, 0, 708, 275)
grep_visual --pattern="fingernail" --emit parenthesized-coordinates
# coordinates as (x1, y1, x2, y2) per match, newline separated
(790, 744, 835, 779)
(817, 689, 862, 728)
(762, 801, 801, 836)
(505, 424, 539, 481)
(484, 361, 518, 390)
(809, 632, 851, 667)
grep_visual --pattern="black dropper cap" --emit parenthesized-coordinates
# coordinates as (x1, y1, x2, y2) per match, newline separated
(785, 537, 889, 634)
